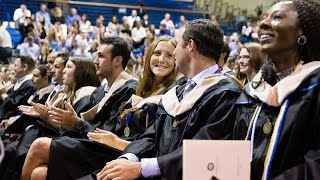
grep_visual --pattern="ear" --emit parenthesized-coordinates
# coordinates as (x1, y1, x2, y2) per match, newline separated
(113, 56, 123, 68)
(188, 39, 196, 53)
(22, 64, 28, 72)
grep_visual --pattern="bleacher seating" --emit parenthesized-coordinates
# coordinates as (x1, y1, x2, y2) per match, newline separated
(0, 0, 204, 28)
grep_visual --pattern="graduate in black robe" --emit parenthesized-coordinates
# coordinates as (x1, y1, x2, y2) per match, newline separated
(0, 56, 37, 121)
(4, 65, 54, 135)
(0, 57, 101, 180)
(94, 19, 242, 180)
(233, 1, 320, 179)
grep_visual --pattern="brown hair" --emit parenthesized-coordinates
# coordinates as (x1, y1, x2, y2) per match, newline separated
(56, 57, 101, 109)
(237, 42, 266, 85)
(136, 36, 178, 98)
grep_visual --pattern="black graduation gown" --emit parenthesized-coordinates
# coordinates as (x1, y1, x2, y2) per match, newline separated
(122, 76, 241, 180)
(0, 79, 36, 121)
(0, 86, 101, 180)
(45, 76, 185, 179)
(5, 86, 54, 135)
(89, 85, 106, 107)
(234, 64, 320, 180)
(46, 80, 137, 180)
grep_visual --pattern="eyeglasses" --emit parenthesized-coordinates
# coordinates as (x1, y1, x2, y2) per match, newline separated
(237, 55, 251, 60)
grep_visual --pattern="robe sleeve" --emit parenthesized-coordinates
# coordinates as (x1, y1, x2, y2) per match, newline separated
(0, 82, 36, 120)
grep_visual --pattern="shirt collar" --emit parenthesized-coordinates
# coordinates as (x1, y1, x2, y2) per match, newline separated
(54, 84, 64, 92)
(191, 64, 219, 85)
(104, 83, 110, 94)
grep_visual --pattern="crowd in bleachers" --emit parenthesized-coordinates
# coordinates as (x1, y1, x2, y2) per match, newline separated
(0, 2, 262, 79)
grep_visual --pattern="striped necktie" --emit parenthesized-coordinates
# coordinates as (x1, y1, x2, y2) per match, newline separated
(183, 80, 197, 98)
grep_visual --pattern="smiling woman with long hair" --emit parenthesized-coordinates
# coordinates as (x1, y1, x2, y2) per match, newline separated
(234, 0, 320, 179)
(236, 42, 266, 85)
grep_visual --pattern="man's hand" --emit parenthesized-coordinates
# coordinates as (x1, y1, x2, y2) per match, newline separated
(97, 159, 142, 180)
(48, 101, 79, 131)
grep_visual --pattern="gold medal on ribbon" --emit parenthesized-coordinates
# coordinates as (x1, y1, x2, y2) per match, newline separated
(263, 120, 272, 135)
(124, 126, 130, 137)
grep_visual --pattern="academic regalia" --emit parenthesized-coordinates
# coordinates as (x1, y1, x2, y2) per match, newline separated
(89, 85, 106, 107)
(121, 74, 242, 180)
(45, 75, 185, 180)
(46, 97, 157, 180)
(234, 62, 320, 180)
(46, 72, 138, 180)
(5, 85, 55, 134)
(0, 74, 36, 121)
(0, 86, 98, 180)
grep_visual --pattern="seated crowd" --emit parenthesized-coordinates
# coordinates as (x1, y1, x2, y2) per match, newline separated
(0, 0, 320, 180)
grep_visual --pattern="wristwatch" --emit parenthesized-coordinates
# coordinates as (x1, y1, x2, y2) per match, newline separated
(75, 119, 84, 130)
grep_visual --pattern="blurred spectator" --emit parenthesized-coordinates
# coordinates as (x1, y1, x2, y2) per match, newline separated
(73, 41, 92, 58)
(241, 22, 253, 43)
(20, 17, 35, 44)
(228, 33, 241, 57)
(93, 19, 105, 41)
(145, 24, 155, 46)
(88, 41, 99, 60)
(47, 28, 59, 50)
(54, 36, 71, 52)
(98, 15, 105, 25)
(38, 44, 50, 64)
(121, 22, 131, 36)
(35, 4, 51, 26)
(141, 14, 150, 28)
(0, 66, 12, 91)
(157, 23, 171, 37)
(66, 8, 81, 26)
(18, 36, 40, 60)
(51, 7, 65, 25)
(79, 14, 91, 33)
(13, 3, 31, 29)
(108, 15, 120, 34)
(24, 32, 41, 46)
(72, 19, 80, 33)
(120, 16, 128, 30)
(36, 22, 47, 40)
(110, 26, 124, 37)
(176, 15, 187, 29)
(0, 26, 13, 64)
(160, 13, 175, 32)
(131, 20, 146, 49)
(128, 10, 140, 29)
